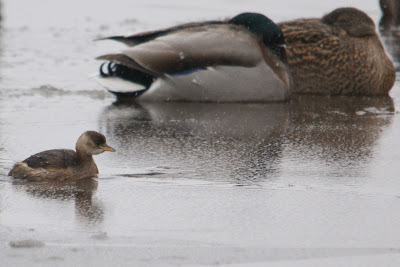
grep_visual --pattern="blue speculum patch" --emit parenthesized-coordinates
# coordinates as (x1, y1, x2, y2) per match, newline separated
(169, 68, 205, 76)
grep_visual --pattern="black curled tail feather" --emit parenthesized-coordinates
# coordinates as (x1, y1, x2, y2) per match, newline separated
(99, 62, 154, 88)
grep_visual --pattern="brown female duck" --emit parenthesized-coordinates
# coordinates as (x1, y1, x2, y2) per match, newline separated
(8, 131, 115, 182)
(278, 7, 395, 96)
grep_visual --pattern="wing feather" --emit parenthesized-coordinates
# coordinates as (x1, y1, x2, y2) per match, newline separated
(278, 19, 335, 45)
(97, 20, 224, 46)
(97, 24, 263, 75)
(23, 149, 78, 169)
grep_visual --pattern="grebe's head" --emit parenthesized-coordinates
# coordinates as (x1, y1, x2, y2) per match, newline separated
(76, 131, 115, 156)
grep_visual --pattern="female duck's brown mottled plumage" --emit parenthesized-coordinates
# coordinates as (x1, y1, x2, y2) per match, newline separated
(278, 7, 395, 96)
(8, 131, 115, 182)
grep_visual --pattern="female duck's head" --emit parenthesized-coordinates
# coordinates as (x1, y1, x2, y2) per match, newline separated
(322, 7, 376, 37)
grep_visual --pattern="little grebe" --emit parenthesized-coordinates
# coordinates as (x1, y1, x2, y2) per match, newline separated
(8, 131, 115, 181)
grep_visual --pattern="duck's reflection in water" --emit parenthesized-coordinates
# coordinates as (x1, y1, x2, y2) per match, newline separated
(99, 95, 394, 184)
(99, 102, 290, 184)
(285, 95, 394, 180)
(12, 178, 104, 225)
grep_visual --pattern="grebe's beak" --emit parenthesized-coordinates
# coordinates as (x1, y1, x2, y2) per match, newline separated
(100, 144, 116, 152)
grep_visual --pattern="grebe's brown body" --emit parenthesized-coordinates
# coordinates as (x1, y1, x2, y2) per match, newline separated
(8, 131, 115, 182)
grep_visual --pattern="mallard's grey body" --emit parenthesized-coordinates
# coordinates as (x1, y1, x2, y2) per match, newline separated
(96, 13, 292, 102)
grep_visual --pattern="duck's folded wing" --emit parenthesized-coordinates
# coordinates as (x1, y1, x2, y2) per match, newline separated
(98, 21, 224, 46)
(278, 19, 335, 45)
(97, 24, 263, 76)
(23, 149, 78, 169)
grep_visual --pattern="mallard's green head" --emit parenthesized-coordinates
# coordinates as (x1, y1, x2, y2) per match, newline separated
(322, 8, 376, 37)
(229, 12, 285, 47)
(229, 12, 287, 62)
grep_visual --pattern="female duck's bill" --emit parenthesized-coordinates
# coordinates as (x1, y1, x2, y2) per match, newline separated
(95, 12, 292, 102)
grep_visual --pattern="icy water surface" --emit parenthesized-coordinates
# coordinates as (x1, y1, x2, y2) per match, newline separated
(1, 0, 400, 266)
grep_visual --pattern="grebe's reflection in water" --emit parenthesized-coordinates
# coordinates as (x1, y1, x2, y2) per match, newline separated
(12, 178, 104, 226)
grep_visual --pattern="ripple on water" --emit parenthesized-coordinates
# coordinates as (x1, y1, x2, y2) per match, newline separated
(9, 239, 45, 248)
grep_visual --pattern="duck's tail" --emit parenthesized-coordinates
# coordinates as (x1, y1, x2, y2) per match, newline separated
(97, 62, 154, 99)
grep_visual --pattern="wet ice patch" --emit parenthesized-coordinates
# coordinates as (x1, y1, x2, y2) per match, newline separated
(328, 110, 348, 116)
(118, 172, 170, 179)
(34, 85, 109, 99)
(5, 84, 110, 99)
(32, 85, 66, 97)
(9, 239, 45, 248)
(356, 107, 394, 116)
(363, 107, 394, 115)
(91, 232, 108, 240)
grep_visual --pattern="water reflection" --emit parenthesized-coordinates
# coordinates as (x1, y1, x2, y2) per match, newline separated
(12, 179, 104, 225)
(99, 96, 394, 183)
(99, 102, 289, 183)
(285, 95, 394, 179)
(100, 96, 394, 183)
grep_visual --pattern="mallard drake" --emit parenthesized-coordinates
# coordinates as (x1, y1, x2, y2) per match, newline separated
(8, 131, 115, 182)
(278, 7, 395, 96)
(95, 12, 292, 102)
